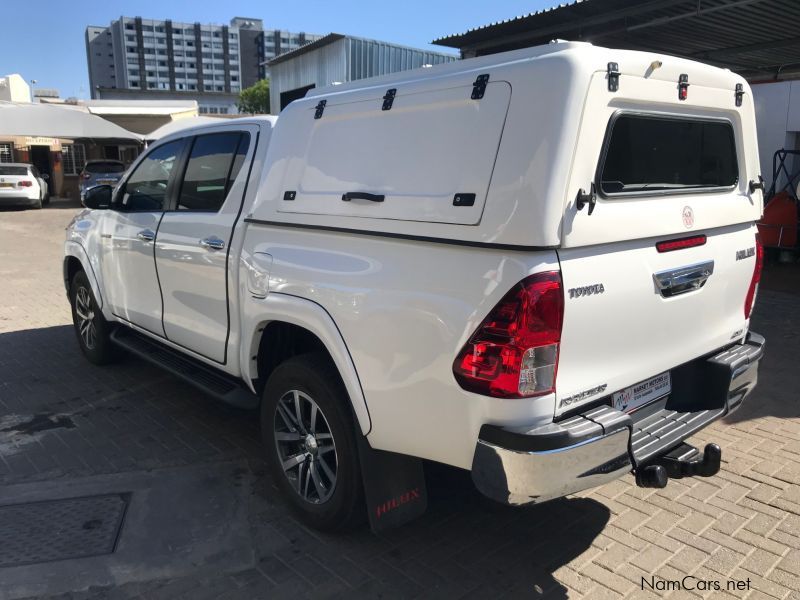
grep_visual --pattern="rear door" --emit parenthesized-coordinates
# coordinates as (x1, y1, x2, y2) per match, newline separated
(555, 70, 763, 416)
(154, 126, 257, 363)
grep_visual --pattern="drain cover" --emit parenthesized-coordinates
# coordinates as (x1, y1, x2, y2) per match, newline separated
(0, 494, 128, 567)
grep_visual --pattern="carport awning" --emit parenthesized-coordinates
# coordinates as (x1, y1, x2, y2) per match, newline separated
(0, 101, 143, 141)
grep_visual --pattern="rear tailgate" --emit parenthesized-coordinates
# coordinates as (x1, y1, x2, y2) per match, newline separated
(554, 60, 762, 416)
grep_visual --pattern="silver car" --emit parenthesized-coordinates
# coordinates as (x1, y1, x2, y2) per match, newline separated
(79, 160, 126, 200)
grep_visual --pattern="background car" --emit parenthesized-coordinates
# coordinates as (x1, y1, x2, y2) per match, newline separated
(79, 160, 126, 199)
(0, 163, 49, 209)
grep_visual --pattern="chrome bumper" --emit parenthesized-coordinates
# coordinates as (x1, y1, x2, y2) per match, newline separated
(471, 332, 765, 506)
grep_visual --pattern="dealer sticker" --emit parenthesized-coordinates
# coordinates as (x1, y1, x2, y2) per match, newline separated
(612, 372, 671, 413)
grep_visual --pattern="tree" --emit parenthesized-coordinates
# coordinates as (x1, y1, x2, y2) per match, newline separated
(238, 79, 270, 114)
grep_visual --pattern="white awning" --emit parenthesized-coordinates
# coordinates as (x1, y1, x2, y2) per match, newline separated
(0, 101, 143, 140)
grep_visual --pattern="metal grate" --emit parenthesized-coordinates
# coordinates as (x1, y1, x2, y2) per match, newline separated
(0, 494, 128, 567)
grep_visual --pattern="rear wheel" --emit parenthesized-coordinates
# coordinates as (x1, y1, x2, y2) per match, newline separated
(31, 195, 42, 210)
(261, 354, 364, 531)
(69, 270, 119, 365)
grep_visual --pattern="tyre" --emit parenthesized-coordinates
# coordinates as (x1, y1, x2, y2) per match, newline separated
(31, 196, 42, 210)
(261, 353, 364, 531)
(42, 191, 50, 206)
(69, 270, 120, 365)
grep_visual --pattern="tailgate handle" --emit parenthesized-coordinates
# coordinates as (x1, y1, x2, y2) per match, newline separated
(653, 260, 714, 297)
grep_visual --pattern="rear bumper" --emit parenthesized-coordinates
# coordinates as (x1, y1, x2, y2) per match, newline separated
(0, 195, 38, 207)
(471, 332, 765, 506)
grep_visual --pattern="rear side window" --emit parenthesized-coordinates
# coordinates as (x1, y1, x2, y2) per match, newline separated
(85, 161, 125, 173)
(599, 114, 738, 195)
(0, 166, 27, 176)
(177, 132, 249, 212)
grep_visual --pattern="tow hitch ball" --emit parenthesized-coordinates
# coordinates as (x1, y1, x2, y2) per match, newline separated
(635, 443, 722, 489)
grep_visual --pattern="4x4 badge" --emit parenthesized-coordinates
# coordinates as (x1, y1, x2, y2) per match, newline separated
(682, 206, 695, 228)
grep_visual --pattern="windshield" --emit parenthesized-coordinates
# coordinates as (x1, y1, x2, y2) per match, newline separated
(0, 166, 28, 176)
(599, 114, 738, 195)
(85, 161, 125, 174)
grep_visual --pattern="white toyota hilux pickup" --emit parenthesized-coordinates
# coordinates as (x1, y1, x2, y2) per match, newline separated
(65, 42, 765, 532)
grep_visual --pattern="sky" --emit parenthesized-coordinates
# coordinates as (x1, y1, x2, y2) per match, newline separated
(0, 0, 553, 100)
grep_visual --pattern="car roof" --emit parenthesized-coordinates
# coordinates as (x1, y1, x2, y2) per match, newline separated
(1, 163, 33, 168)
(85, 159, 124, 164)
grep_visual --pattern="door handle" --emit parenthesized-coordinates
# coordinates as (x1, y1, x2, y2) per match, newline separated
(341, 192, 385, 202)
(199, 236, 225, 251)
(653, 260, 714, 297)
(137, 229, 155, 242)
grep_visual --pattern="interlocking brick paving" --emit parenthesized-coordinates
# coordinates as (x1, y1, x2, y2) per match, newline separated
(1, 201, 798, 599)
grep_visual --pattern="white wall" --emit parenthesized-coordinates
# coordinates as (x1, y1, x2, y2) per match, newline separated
(752, 81, 800, 191)
(0, 74, 31, 103)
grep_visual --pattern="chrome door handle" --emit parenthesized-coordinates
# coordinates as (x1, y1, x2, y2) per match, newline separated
(137, 229, 155, 242)
(653, 260, 714, 297)
(199, 236, 225, 251)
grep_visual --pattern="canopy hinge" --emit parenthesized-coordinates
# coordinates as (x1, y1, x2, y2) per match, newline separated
(471, 74, 489, 100)
(735, 83, 745, 107)
(607, 62, 620, 92)
(314, 99, 326, 119)
(382, 88, 397, 111)
(576, 184, 597, 215)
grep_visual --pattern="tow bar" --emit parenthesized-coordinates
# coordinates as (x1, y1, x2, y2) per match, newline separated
(635, 442, 722, 489)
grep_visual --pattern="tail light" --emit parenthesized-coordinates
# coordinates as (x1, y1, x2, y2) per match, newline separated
(744, 234, 764, 319)
(17, 180, 33, 187)
(453, 271, 564, 398)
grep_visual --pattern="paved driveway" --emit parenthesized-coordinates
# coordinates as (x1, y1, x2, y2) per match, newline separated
(0, 201, 798, 599)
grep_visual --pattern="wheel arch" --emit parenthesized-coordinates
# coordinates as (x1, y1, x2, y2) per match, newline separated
(242, 293, 371, 435)
(64, 242, 104, 310)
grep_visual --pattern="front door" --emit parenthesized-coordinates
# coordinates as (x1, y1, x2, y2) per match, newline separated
(101, 139, 186, 335)
(155, 128, 255, 363)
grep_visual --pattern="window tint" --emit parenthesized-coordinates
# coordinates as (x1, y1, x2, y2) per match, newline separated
(177, 132, 249, 211)
(0, 166, 27, 176)
(600, 115, 738, 195)
(86, 161, 125, 173)
(119, 140, 183, 211)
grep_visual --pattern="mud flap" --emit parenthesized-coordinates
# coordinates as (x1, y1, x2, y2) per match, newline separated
(355, 435, 428, 533)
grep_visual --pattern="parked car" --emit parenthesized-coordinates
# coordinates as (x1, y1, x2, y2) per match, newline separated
(64, 42, 765, 532)
(0, 163, 49, 209)
(78, 159, 126, 200)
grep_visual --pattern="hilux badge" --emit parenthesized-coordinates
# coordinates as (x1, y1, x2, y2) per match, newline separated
(682, 206, 695, 229)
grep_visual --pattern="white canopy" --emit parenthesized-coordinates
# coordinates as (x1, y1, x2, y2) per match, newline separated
(0, 101, 143, 140)
(146, 116, 229, 140)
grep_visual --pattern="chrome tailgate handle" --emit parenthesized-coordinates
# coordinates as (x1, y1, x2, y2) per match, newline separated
(136, 229, 155, 242)
(199, 236, 225, 251)
(654, 260, 714, 297)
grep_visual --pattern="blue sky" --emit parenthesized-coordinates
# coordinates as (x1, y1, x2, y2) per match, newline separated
(0, 0, 552, 99)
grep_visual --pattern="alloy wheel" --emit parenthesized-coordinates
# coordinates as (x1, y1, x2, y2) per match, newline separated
(274, 389, 338, 504)
(74, 287, 97, 350)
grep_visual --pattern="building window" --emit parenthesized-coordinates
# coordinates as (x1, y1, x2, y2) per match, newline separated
(0, 143, 14, 163)
(127, 46, 137, 53)
(125, 23, 134, 30)
(63, 144, 86, 175)
(130, 80, 139, 87)
(173, 28, 182, 34)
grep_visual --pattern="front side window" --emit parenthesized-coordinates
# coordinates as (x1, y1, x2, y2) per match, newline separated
(176, 132, 249, 211)
(599, 114, 738, 195)
(118, 140, 183, 211)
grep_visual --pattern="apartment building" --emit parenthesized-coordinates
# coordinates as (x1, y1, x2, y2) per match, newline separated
(86, 16, 321, 114)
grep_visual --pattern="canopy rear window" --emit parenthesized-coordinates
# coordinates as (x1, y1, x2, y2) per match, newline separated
(85, 161, 126, 173)
(0, 166, 27, 176)
(599, 114, 738, 195)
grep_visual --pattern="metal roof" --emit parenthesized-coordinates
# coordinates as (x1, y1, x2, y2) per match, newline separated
(266, 33, 346, 67)
(433, 0, 800, 81)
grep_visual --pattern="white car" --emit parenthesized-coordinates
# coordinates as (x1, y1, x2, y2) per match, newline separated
(64, 42, 765, 532)
(0, 163, 49, 209)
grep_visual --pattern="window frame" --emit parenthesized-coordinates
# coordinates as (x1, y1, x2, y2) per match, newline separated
(168, 131, 251, 213)
(112, 138, 189, 213)
(594, 111, 740, 199)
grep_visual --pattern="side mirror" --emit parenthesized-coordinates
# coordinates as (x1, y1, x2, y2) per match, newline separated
(41, 173, 50, 181)
(82, 185, 113, 209)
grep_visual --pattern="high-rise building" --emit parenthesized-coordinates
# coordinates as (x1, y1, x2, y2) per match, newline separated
(85, 16, 321, 114)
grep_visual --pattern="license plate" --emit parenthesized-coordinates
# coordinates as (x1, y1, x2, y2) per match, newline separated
(612, 372, 671, 413)
(97, 179, 116, 184)
(0, 183, 13, 188)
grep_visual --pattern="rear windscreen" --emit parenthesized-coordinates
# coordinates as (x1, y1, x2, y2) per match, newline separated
(85, 162, 125, 173)
(599, 115, 738, 195)
(0, 166, 27, 176)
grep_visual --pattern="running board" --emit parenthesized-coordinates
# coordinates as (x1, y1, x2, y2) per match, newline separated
(110, 327, 258, 410)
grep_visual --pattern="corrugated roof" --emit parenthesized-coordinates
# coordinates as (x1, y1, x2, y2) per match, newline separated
(266, 33, 346, 67)
(433, 0, 800, 82)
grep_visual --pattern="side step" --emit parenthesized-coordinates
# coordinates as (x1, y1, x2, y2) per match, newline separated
(110, 327, 258, 410)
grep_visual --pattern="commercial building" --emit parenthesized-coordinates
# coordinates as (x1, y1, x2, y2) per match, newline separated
(0, 74, 31, 103)
(432, 0, 800, 190)
(86, 16, 322, 114)
(267, 34, 458, 114)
